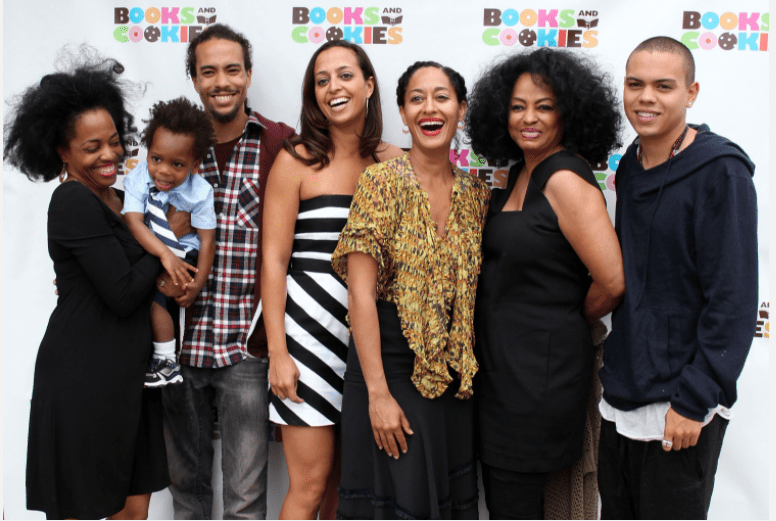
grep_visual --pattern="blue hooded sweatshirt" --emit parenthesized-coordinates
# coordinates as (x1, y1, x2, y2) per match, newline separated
(600, 124, 758, 422)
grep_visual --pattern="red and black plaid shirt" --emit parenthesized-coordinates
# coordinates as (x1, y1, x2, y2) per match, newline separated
(181, 113, 264, 368)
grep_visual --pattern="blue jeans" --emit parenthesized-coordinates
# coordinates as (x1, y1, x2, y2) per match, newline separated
(162, 357, 269, 519)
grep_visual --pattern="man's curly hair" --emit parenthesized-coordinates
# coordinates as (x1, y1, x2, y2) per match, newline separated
(4, 46, 137, 182)
(466, 47, 622, 166)
(141, 97, 215, 160)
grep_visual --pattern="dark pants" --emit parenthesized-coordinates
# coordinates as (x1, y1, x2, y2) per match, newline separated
(598, 414, 728, 520)
(481, 463, 549, 520)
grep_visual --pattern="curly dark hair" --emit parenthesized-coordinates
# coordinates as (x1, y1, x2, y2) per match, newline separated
(186, 23, 252, 78)
(285, 40, 384, 169)
(396, 61, 467, 106)
(3, 46, 137, 182)
(465, 48, 621, 166)
(141, 97, 215, 160)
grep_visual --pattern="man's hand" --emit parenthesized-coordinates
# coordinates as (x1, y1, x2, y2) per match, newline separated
(663, 406, 703, 451)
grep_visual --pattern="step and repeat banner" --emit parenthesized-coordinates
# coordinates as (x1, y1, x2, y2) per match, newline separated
(3, 1, 768, 519)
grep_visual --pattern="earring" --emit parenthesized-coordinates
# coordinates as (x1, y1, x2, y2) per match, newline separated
(402, 125, 410, 134)
(687, 102, 693, 107)
(59, 163, 68, 183)
(457, 121, 465, 130)
(366, 97, 370, 113)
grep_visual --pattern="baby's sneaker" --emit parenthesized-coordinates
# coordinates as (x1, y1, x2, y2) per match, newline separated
(144, 356, 184, 387)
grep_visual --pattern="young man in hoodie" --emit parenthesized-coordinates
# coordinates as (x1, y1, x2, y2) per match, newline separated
(597, 36, 758, 519)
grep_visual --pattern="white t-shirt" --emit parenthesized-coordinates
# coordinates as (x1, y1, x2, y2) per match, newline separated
(599, 396, 731, 441)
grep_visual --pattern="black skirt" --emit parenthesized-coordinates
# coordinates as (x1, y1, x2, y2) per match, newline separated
(337, 300, 478, 520)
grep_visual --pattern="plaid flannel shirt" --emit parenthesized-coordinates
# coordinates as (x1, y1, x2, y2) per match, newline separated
(180, 113, 264, 368)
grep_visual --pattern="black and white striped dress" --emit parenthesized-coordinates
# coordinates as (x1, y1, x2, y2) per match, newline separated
(269, 195, 351, 426)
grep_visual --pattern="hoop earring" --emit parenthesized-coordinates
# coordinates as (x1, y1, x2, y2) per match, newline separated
(59, 163, 68, 183)
(402, 125, 410, 134)
(457, 120, 465, 130)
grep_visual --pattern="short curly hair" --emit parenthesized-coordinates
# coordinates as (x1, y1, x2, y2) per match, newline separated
(141, 97, 215, 161)
(186, 23, 252, 79)
(396, 61, 467, 107)
(4, 47, 137, 182)
(465, 48, 621, 166)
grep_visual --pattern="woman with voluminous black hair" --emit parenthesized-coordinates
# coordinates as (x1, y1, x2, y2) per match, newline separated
(5, 47, 175, 520)
(465, 47, 624, 519)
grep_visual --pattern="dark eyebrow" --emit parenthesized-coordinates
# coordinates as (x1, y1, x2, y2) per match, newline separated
(316, 65, 352, 76)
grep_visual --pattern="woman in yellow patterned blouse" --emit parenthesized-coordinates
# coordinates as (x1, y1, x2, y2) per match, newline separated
(332, 61, 490, 519)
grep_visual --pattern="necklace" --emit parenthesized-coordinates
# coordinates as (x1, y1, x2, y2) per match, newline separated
(637, 125, 689, 165)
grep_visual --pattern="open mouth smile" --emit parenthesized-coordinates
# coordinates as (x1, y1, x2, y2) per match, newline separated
(330, 97, 350, 111)
(418, 118, 444, 136)
(94, 164, 117, 178)
(521, 128, 541, 139)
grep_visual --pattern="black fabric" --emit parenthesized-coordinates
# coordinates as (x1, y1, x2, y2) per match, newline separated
(601, 124, 758, 420)
(26, 182, 168, 519)
(598, 416, 727, 520)
(475, 150, 599, 473)
(481, 463, 549, 520)
(337, 300, 479, 520)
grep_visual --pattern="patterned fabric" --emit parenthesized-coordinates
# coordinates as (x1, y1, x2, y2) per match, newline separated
(181, 113, 264, 368)
(269, 195, 351, 426)
(123, 160, 216, 253)
(146, 187, 187, 258)
(331, 153, 491, 399)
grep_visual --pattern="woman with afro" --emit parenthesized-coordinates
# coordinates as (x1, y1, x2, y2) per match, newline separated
(466, 47, 624, 519)
(5, 49, 175, 519)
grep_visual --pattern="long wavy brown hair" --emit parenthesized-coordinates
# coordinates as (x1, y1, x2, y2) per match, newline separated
(284, 40, 384, 169)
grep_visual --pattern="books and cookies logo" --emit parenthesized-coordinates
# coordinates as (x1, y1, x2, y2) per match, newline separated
(291, 6, 403, 44)
(755, 302, 768, 338)
(680, 10, 768, 51)
(481, 8, 600, 48)
(113, 6, 218, 43)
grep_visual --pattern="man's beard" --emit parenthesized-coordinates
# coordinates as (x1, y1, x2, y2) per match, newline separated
(209, 102, 242, 124)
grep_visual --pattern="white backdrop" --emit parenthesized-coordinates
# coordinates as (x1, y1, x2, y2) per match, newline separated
(2, 1, 769, 519)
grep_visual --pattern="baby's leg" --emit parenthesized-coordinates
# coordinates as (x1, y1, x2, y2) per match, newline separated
(151, 301, 175, 343)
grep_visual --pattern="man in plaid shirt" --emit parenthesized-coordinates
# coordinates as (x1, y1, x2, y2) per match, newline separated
(160, 24, 294, 519)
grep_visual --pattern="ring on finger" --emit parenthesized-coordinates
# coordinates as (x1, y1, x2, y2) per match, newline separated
(662, 439, 673, 448)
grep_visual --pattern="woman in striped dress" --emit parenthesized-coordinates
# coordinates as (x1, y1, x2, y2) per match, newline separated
(260, 40, 402, 519)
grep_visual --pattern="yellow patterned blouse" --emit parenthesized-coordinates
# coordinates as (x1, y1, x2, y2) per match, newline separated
(331, 153, 491, 399)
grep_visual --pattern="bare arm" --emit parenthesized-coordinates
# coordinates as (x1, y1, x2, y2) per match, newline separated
(347, 252, 413, 459)
(175, 228, 215, 308)
(262, 150, 305, 403)
(124, 212, 197, 287)
(544, 170, 624, 323)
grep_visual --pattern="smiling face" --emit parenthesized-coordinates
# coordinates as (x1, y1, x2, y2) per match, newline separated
(623, 50, 699, 146)
(399, 66, 466, 152)
(58, 108, 123, 192)
(508, 72, 563, 161)
(192, 38, 252, 124)
(314, 46, 374, 128)
(146, 127, 199, 192)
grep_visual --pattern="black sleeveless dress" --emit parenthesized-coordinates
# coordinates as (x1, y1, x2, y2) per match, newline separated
(475, 150, 600, 473)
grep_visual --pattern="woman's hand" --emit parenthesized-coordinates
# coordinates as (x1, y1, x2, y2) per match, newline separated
(156, 271, 186, 298)
(167, 205, 194, 239)
(368, 390, 413, 459)
(269, 351, 304, 403)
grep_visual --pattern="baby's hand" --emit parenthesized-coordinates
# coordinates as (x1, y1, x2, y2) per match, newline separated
(160, 252, 197, 287)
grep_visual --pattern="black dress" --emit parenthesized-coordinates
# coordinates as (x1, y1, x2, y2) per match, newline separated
(337, 301, 479, 520)
(475, 150, 599, 473)
(26, 182, 169, 519)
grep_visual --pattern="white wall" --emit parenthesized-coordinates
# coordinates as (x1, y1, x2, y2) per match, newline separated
(3, 1, 768, 518)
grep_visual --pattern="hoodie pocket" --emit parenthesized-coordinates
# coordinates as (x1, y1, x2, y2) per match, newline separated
(636, 308, 671, 382)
